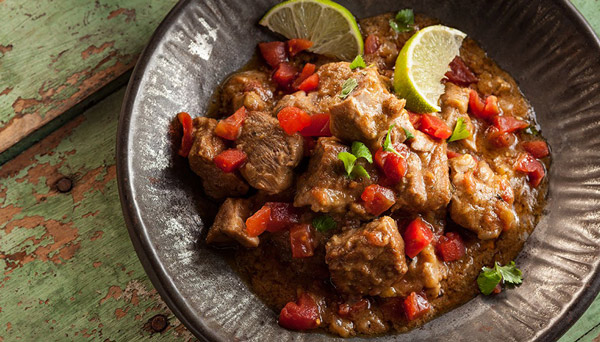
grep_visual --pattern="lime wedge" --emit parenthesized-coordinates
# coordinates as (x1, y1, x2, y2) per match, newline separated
(259, 0, 363, 61)
(393, 25, 466, 113)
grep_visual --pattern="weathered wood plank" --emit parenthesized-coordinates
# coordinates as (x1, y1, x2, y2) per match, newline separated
(572, 0, 600, 35)
(560, 292, 600, 342)
(0, 0, 177, 153)
(0, 88, 195, 341)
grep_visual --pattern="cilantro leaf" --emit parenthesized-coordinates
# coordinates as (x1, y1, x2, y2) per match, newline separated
(349, 55, 366, 70)
(524, 125, 540, 136)
(383, 124, 402, 156)
(312, 214, 337, 232)
(350, 165, 370, 180)
(352, 141, 373, 163)
(477, 266, 502, 295)
(496, 261, 523, 285)
(338, 152, 357, 176)
(477, 261, 523, 295)
(448, 117, 471, 142)
(389, 9, 414, 33)
(403, 127, 414, 140)
(339, 78, 358, 99)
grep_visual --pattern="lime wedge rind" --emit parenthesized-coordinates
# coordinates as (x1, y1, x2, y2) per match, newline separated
(259, 0, 363, 61)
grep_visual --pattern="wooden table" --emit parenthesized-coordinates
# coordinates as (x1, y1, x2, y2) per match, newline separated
(0, 1, 598, 341)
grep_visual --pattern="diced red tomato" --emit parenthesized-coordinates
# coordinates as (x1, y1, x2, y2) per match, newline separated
(287, 39, 313, 57)
(407, 111, 421, 128)
(493, 115, 529, 134)
(264, 202, 300, 233)
(469, 90, 501, 121)
(361, 184, 396, 216)
(258, 41, 287, 68)
(272, 62, 298, 89)
(487, 126, 516, 148)
(279, 293, 320, 330)
(246, 206, 272, 237)
(303, 136, 317, 156)
(492, 283, 502, 294)
(447, 150, 463, 159)
(213, 149, 247, 173)
(177, 112, 194, 157)
(444, 56, 478, 86)
(522, 140, 549, 158)
(436, 232, 466, 262)
(214, 106, 247, 140)
(468, 89, 486, 117)
(297, 73, 319, 92)
(294, 63, 316, 87)
(300, 113, 332, 137)
(419, 114, 452, 140)
(278, 106, 311, 135)
(403, 292, 431, 321)
(403, 218, 434, 258)
(364, 34, 380, 54)
(289, 224, 315, 258)
(375, 146, 409, 183)
(515, 153, 546, 187)
(338, 299, 369, 318)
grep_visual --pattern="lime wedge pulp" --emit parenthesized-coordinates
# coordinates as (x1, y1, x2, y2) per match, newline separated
(259, 0, 363, 61)
(393, 25, 467, 113)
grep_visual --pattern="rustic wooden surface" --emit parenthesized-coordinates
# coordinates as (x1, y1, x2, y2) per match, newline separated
(0, 0, 177, 154)
(0, 1, 599, 341)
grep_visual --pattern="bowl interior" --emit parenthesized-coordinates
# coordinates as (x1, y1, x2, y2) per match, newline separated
(117, 0, 600, 341)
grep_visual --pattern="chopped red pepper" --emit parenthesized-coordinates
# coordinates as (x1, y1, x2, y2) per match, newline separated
(294, 63, 316, 87)
(213, 149, 247, 173)
(493, 115, 529, 134)
(287, 38, 313, 57)
(447, 150, 463, 159)
(515, 153, 545, 187)
(403, 217, 434, 258)
(289, 224, 315, 258)
(444, 56, 478, 86)
(278, 106, 311, 135)
(364, 34, 380, 55)
(177, 112, 194, 157)
(419, 114, 452, 140)
(258, 41, 287, 68)
(297, 73, 319, 92)
(436, 232, 466, 262)
(272, 62, 298, 89)
(375, 144, 409, 183)
(403, 292, 431, 321)
(487, 126, 516, 148)
(279, 293, 320, 330)
(522, 140, 549, 158)
(468, 89, 486, 118)
(469, 90, 500, 121)
(246, 206, 272, 237)
(214, 106, 247, 140)
(300, 113, 332, 137)
(361, 184, 396, 216)
(338, 299, 369, 318)
(264, 202, 300, 233)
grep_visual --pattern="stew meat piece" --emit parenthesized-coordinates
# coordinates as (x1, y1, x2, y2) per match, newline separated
(236, 111, 304, 194)
(188, 117, 249, 198)
(440, 83, 476, 150)
(326, 216, 408, 296)
(327, 63, 407, 146)
(294, 137, 374, 216)
(221, 70, 276, 113)
(449, 154, 517, 240)
(206, 198, 259, 248)
(392, 131, 451, 212)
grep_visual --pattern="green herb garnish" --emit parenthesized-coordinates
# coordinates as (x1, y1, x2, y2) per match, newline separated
(524, 125, 540, 136)
(312, 214, 337, 232)
(339, 78, 358, 99)
(448, 117, 471, 142)
(477, 261, 523, 295)
(382, 124, 402, 156)
(349, 55, 367, 70)
(389, 9, 414, 33)
(403, 127, 414, 140)
(351, 141, 373, 163)
(338, 152, 357, 176)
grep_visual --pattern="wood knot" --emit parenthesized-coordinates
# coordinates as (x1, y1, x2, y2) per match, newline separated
(56, 177, 73, 193)
(149, 314, 168, 332)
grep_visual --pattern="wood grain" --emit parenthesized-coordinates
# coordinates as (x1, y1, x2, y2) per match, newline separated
(0, 88, 195, 341)
(0, 0, 177, 154)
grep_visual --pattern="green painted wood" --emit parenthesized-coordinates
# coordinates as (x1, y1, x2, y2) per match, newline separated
(572, 0, 600, 35)
(0, 0, 177, 154)
(0, 88, 196, 341)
